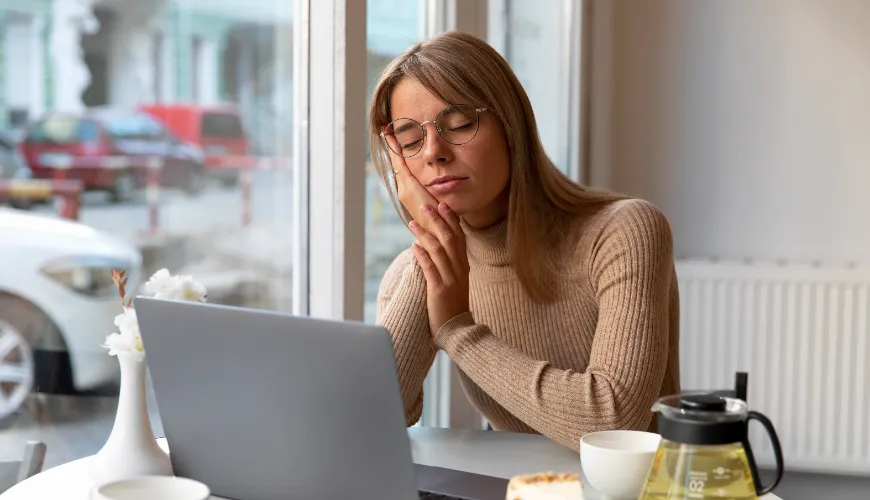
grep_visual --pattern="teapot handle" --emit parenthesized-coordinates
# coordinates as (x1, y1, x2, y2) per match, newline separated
(742, 411, 785, 496)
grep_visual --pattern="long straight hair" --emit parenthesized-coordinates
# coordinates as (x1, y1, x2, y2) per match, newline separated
(369, 31, 627, 303)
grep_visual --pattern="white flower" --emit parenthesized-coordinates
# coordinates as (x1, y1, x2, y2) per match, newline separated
(104, 268, 206, 358)
(164, 274, 208, 302)
(113, 307, 140, 338)
(144, 268, 207, 302)
(144, 268, 174, 297)
(103, 307, 144, 360)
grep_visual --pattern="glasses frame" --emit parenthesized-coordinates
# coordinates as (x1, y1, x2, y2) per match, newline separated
(380, 104, 489, 158)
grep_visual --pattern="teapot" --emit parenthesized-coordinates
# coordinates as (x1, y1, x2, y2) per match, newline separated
(638, 373, 784, 499)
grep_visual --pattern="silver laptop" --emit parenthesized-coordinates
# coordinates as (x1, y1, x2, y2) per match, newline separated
(135, 296, 419, 500)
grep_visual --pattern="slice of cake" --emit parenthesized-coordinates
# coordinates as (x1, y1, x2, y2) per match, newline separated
(505, 471, 583, 500)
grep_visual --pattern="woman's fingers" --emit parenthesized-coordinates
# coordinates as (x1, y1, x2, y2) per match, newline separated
(409, 220, 454, 285)
(437, 202, 462, 236)
(410, 241, 443, 288)
(419, 203, 466, 274)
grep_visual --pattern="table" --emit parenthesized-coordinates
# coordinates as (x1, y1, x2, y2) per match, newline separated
(0, 427, 783, 499)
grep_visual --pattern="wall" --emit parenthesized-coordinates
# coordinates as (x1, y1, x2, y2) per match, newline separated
(588, 0, 870, 264)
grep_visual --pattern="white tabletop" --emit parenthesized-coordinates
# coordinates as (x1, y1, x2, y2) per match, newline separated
(0, 427, 782, 499)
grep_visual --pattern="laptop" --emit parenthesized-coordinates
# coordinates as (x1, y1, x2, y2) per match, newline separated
(135, 297, 508, 500)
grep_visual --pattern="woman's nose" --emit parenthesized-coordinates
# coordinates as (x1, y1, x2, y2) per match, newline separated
(421, 122, 452, 166)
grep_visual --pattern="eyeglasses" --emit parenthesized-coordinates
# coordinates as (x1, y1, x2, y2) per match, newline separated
(380, 104, 488, 158)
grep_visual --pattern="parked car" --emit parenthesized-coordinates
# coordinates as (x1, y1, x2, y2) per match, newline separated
(139, 103, 254, 186)
(0, 208, 142, 419)
(0, 129, 34, 209)
(19, 109, 205, 203)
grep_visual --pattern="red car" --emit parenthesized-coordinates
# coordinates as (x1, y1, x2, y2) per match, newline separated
(20, 110, 205, 202)
(138, 104, 254, 186)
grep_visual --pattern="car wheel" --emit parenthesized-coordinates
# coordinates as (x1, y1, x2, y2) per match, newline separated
(110, 171, 136, 203)
(9, 199, 33, 210)
(0, 294, 75, 398)
(0, 318, 35, 420)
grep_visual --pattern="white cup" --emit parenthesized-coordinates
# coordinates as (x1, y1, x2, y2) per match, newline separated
(93, 476, 210, 500)
(579, 430, 661, 499)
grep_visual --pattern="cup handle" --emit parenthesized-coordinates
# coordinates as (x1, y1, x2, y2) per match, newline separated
(742, 411, 785, 496)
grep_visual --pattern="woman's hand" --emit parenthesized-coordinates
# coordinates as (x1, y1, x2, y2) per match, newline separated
(383, 135, 470, 334)
(409, 203, 471, 336)
(384, 134, 439, 227)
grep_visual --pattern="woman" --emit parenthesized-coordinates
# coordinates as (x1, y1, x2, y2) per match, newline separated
(370, 31, 680, 451)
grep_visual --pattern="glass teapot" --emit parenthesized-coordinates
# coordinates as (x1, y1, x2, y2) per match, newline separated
(638, 377, 784, 499)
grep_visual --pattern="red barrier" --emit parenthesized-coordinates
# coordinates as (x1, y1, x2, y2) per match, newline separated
(146, 156, 163, 233)
(0, 179, 83, 220)
(240, 169, 252, 227)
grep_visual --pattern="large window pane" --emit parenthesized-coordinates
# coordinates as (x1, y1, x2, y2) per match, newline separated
(492, 0, 581, 177)
(364, 0, 423, 324)
(0, 0, 296, 469)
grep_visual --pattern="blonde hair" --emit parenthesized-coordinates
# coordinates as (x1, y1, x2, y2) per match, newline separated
(369, 31, 627, 303)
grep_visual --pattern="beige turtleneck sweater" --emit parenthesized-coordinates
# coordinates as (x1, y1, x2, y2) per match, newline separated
(376, 198, 680, 450)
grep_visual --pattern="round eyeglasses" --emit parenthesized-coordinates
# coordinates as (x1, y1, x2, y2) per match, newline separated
(380, 104, 488, 158)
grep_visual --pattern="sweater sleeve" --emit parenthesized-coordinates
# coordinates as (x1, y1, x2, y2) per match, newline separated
(433, 200, 675, 450)
(376, 248, 438, 426)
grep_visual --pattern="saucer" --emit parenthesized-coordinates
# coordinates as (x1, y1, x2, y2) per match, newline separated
(92, 476, 210, 500)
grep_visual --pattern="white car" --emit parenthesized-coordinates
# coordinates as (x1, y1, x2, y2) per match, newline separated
(0, 208, 142, 418)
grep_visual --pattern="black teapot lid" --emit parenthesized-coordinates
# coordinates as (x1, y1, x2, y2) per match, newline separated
(652, 393, 750, 445)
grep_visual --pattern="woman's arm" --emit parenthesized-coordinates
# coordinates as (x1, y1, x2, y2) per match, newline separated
(376, 249, 438, 426)
(433, 200, 676, 450)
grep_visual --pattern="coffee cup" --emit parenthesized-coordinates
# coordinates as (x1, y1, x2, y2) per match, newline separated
(579, 430, 660, 499)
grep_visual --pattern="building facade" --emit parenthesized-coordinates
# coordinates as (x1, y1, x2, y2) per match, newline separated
(0, 0, 291, 151)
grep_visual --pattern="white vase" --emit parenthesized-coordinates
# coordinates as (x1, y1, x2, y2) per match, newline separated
(90, 351, 173, 485)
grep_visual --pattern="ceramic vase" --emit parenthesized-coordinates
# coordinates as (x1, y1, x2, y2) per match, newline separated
(89, 351, 173, 485)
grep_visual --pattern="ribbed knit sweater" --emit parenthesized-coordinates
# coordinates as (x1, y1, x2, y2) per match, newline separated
(376, 198, 681, 450)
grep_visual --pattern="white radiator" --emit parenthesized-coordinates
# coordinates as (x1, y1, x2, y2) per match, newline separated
(676, 259, 870, 475)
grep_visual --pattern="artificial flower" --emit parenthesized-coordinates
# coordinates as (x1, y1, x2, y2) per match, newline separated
(144, 268, 207, 302)
(144, 268, 174, 297)
(103, 331, 145, 362)
(104, 268, 207, 359)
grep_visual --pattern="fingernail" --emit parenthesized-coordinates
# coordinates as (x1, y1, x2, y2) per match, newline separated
(409, 221, 420, 230)
(421, 204, 433, 214)
(439, 203, 451, 213)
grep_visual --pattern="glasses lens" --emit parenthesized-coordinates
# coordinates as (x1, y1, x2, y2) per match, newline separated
(437, 105, 480, 145)
(383, 119, 424, 157)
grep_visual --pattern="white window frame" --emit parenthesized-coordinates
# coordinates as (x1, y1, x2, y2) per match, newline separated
(303, 0, 368, 321)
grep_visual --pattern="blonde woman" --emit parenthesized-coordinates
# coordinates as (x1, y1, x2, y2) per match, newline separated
(371, 31, 680, 450)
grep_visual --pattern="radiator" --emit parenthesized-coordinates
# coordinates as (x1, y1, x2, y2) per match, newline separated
(676, 259, 870, 475)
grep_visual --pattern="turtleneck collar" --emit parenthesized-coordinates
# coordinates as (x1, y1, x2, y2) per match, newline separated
(462, 217, 510, 267)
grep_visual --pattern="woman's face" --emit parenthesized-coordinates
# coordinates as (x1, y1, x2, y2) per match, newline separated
(387, 77, 510, 228)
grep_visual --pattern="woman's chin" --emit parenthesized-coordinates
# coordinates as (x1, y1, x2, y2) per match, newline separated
(432, 195, 473, 215)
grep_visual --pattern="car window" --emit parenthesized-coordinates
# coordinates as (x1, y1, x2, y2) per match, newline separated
(201, 112, 244, 138)
(25, 117, 100, 143)
(104, 115, 150, 140)
(139, 116, 171, 140)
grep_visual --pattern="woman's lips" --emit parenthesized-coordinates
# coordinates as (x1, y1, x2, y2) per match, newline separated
(429, 179, 464, 193)
(428, 176, 467, 194)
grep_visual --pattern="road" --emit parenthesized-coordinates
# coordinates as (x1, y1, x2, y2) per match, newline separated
(33, 170, 295, 243)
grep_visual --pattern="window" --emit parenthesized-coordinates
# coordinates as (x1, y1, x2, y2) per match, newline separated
(364, 0, 424, 324)
(489, 0, 583, 179)
(1, 0, 297, 470)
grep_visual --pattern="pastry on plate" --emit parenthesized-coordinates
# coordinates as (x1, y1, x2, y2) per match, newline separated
(505, 471, 583, 499)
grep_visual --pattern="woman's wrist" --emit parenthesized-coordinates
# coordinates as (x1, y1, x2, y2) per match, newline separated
(433, 311, 476, 349)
